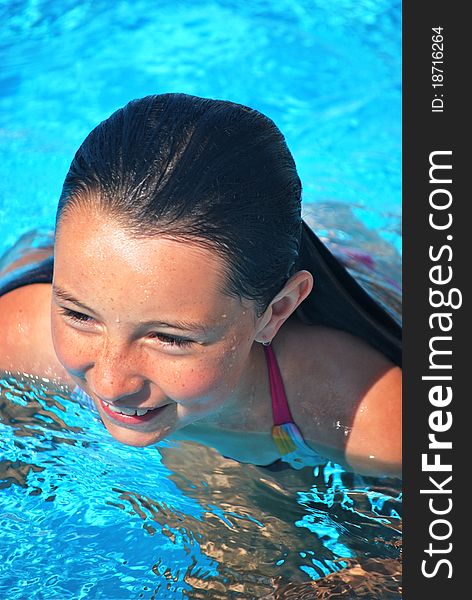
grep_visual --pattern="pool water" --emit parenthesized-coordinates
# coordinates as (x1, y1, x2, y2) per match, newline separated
(0, 0, 401, 256)
(0, 1, 401, 598)
(0, 375, 402, 599)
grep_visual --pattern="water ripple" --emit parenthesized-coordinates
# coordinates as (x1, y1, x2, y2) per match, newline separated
(1, 373, 401, 598)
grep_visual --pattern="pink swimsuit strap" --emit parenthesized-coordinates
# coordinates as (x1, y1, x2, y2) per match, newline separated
(263, 344, 294, 426)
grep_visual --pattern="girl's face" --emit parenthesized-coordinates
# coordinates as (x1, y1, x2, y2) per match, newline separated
(52, 207, 262, 447)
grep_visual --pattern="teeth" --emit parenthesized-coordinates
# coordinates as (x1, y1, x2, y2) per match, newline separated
(103, 402, 150, 417)
(119, 407, 139, 416)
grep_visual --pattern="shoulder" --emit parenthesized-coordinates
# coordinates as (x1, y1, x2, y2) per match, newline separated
(0, 284, 74, 386)
(276, 316, 396, 393)
(274, 317, 402, 476)
(345, 364, 401, 477)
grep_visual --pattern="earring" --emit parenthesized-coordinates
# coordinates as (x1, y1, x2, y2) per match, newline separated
(262, 340, 271, 347)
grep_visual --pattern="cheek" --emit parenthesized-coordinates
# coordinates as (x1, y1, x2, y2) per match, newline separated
(51, 314, 89, 373)
(167, 344, 249, 402)
(164, 361, 225, 401)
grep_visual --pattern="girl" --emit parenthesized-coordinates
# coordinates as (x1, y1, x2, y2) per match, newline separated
(0, 94, 401, 475)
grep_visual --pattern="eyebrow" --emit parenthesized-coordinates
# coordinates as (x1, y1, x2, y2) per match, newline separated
(53, 286, 98, 315)
(52, 286, 210, 334)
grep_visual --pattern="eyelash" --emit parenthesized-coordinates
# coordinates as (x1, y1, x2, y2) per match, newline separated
(146, 332, 193, 347)
(60, 308, 92, 324)
(59, 308, 194, 347)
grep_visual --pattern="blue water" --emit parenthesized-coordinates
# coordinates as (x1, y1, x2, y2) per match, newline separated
(0, 374, 402, 598)
(0, 0, 401, 255)
(0, 1, 402, 598)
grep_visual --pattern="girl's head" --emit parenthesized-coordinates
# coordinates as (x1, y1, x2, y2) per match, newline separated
(56, 93, 304, 316)
(52, 94, 313, 445)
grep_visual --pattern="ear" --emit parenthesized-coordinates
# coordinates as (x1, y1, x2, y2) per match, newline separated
(254, 270, 313, 344)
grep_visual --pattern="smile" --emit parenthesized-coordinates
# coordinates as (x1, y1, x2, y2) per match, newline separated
(100, 399, 168, 425)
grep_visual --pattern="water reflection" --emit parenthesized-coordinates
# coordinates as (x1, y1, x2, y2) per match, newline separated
(0, 374, 401, 598)
(0, 372, 82, 439)
(302, 202, 402, 324)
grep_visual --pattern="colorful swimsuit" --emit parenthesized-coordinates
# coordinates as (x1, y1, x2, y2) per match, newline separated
(263, 344, 325, 469)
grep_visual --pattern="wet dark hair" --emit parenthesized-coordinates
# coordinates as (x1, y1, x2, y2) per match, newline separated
(56, 93, 401, 366)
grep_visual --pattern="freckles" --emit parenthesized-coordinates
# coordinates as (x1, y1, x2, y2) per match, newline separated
(57, 338, 80, 366)
(170, 362, 222, 399)
(52, 322, 88, 369)
(179, 371, 216, 396)
(51, 325, 68, 358)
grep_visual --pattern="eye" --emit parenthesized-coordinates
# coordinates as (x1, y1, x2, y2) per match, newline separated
(147, 332, 193, 347)
(59, 307, 94, 324)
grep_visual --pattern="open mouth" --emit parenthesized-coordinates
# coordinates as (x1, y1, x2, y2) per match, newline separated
(99, 399, 167, 425)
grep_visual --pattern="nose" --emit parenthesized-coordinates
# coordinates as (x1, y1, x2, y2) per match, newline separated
(87, 340, 146, 405)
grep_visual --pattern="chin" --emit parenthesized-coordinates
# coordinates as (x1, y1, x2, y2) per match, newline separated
(105, 423, 168, 448)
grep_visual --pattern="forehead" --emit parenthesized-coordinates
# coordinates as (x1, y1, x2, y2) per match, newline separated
(54, 209, 242, 321)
